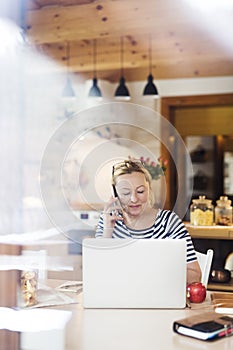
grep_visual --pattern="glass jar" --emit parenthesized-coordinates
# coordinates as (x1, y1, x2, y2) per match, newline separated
(18, 269, 38, 307)
(190, 195, 214, 226)
(215, 196, 232, 226)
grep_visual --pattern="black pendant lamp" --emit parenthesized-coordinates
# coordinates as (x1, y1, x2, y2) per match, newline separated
(115, 37, 130, 100)
(143, 35, 159, 98)
(88, 39, 102, 99)
(62, 41, 76, 98)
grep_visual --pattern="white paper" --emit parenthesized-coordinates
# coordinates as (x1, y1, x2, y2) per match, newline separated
(26, 283, 78, 308)
(56, 280, 83, 293)
(215, 307, 233, 314)
(0, 307, 72, 332)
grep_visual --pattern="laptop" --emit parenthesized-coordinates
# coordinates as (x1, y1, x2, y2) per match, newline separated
(82, 238, 187, 309)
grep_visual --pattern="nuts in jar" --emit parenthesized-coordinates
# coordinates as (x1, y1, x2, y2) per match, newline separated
(215, 196, 232, 226)
(20, 270, 38, 307)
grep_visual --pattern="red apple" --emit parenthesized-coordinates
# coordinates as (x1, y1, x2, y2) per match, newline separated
(187, 282, 206, 303)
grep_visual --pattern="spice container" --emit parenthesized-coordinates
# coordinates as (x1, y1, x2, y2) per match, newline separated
(215, 196, 232, 226)
(190, 195, 214, 226)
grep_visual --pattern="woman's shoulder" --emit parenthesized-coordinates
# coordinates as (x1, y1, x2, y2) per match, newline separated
(156, 208, 173, 219)
(157, 208, 181, 217)
(155, 209, 182, 224)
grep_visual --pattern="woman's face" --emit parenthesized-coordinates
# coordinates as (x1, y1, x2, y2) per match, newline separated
(115, 172, 150, 216)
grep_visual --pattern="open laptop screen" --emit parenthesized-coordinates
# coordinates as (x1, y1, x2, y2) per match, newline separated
(82, 238, 187, 309)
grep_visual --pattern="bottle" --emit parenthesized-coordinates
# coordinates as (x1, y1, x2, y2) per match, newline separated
(190, 195, 214, 226)
(215, 196, 232, 226)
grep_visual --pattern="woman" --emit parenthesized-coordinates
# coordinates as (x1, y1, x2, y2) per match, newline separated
(96, 159, 201, 284)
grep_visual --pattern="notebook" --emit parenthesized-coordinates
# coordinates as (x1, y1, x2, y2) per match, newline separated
(82, 238, 187, 309)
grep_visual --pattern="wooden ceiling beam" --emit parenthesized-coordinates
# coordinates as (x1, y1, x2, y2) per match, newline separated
(25, 0, 233, 81)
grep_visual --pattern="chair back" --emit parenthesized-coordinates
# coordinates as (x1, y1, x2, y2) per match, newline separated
(195, 249, 214, 287)
(225, 252, 233, 275)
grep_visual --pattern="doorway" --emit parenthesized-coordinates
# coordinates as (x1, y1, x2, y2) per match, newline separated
(161, 93, 233, 217)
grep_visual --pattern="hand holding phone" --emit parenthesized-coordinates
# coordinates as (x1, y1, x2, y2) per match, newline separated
(111, 185, 123, 216)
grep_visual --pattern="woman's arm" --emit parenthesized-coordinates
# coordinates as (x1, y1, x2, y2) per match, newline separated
(163, 210, 202, 284)
(186, 260, 202, 285)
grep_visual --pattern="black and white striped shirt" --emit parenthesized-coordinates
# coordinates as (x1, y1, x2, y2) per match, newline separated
(95, 209, 197, 263)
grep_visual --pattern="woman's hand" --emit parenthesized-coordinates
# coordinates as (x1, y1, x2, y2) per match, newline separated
(102, 196, 123, 238)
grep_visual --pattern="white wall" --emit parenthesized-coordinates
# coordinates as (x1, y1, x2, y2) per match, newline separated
(129, 76, 233, 98)
(85, 75, 233, 114)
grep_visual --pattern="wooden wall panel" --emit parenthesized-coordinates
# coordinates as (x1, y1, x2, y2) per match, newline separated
(174, 106, 233, 136)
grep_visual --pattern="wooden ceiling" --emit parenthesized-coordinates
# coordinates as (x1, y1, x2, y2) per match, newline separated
(25, 0, 233, 82)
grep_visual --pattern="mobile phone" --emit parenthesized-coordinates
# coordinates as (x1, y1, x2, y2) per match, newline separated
(111, 185, 122, 216)
(112, 184, 118, 198)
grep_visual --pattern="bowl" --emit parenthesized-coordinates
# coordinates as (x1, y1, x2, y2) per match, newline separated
(210, 268, 231, 283)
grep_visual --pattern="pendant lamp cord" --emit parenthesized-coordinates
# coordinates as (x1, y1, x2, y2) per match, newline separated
(149, 34, 152, 75)
(66, 41, 70, 75)
(120, 36, 124, 77)
(93, 39, 97, 78)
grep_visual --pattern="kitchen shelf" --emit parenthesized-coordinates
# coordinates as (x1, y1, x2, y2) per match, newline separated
(208, 278, 233, 292)
(185, 222, 233, 240)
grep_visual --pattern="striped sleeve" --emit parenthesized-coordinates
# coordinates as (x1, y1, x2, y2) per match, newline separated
(95, 214, 104, 238)
(162, 210, 197, 263)
(95, 215, 130, 238)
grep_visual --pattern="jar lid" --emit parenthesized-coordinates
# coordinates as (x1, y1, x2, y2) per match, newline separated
(216, 196, 232, 207)
(192, 195, 213, 205)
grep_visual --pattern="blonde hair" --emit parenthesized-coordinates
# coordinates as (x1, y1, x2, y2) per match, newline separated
(112, 160, 155, 206)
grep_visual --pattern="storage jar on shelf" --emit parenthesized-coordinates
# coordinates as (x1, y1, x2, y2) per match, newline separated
(215, 196, 232, 226)
(190, 195, 214, 226)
